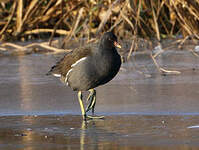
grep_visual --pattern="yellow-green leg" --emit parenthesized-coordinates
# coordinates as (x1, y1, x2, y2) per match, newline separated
(86, 89, 104, 119)
(78, 91, 86, 120)
(86, 89, 96, 113)
(78, 90, 104, 120)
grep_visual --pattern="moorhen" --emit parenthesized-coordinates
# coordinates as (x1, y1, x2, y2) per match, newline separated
(47, 32, 121, 120)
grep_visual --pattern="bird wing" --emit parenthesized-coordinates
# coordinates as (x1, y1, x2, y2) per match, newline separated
(47, 46, 92, 77)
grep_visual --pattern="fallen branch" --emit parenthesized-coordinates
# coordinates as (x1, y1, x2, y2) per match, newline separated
(0, 41, 72, 53)
(24, 29, 69, 35)
(151, 53, 181, 75)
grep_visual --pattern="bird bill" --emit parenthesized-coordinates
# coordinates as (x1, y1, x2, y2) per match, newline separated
(114, 41, 121, 48)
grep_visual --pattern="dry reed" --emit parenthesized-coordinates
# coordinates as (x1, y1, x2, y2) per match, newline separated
(0, 0, 199, 59)
(0, 0, 198, 40)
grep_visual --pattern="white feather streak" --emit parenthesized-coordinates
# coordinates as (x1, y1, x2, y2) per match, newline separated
(65, 57, 87, 85)
(53, 74, 61, 77)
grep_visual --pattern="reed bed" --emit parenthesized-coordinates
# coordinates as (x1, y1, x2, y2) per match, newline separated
(0, 0, 199, 61)
(0, 0, 199, 41)
(1, 0, 199, 74)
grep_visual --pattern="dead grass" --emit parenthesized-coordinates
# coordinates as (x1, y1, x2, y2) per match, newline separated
(0, 0, 199, 59)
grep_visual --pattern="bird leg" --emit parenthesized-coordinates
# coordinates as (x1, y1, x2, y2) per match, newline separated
(78, 91, 86, 120)
(78, 90, 104, 120)
(86, 89, 104, 119)
(86, 89, 96, 113)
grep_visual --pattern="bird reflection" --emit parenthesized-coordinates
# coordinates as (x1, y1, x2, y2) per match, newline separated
(80, 121, 86, 150)
(80, 120, 104, 150)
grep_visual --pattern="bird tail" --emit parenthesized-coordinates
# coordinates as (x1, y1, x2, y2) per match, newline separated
(46, 65, 61, 76)
(46, 65, 56, 76)
(46, 71, 51, 76)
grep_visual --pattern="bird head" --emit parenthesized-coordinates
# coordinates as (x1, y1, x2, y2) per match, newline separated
(100, 32, 121, 49)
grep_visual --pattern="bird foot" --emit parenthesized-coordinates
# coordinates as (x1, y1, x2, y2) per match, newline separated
(86, 89, 96, 113)
(85, 115, 105, 120)
(86, 95, 95, 112)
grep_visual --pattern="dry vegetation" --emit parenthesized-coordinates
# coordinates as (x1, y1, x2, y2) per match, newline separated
(0, 0, 199, 59)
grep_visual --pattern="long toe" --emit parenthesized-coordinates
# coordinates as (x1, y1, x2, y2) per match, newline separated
(86, 95, 95, 113)
(86, 90, 96, 113)
(87, 115, 105, 120)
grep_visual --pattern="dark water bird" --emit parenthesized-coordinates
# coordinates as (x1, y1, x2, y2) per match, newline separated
(47, 32, 121, 120)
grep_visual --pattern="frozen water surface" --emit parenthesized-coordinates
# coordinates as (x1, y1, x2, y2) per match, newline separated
(1, 49, 199, 149)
